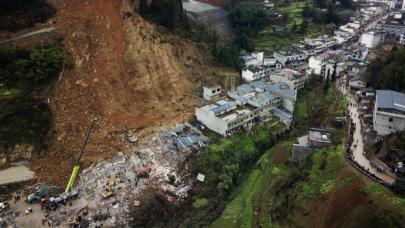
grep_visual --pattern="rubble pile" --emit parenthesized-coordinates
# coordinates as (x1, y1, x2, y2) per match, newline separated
(27, 123, 208, 227)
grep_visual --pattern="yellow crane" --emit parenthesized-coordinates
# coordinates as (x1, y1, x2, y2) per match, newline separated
(66, 118, 97, 193)
(102, 174, 116, 198)
(67, 205, 89, 227)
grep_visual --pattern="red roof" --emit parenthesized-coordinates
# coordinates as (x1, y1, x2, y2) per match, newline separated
(318, 53, 329, 58)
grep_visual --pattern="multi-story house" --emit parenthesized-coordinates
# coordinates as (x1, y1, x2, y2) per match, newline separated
(240, 51, 264, 66)
(360, 31, 385, 48)
(241, 66, 272, 82)
(274, 46, 308, 67)
(373, 90, 405, 135)
(203, 84, 222, 101)
(350, 46, 368, 61)
(308, 53, 329, 76)
(268, 69, 306, 93)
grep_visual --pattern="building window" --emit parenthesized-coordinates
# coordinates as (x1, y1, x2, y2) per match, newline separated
(388, 126, 392, 129)
(217, 88, 220, 92)
(212, 90, 216, 94)
(389, 117, 393, 122)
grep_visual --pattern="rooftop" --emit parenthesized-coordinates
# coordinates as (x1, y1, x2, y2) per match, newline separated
(259, 91, 275, 100)
(210, 102, 236, 114)
(204, 83, 221, 89)
(240, 84, 255, 93)
(376, 90, 405, 112)
(319, 53, 329, 58)
(359, 87, 375, 93)
(250, 81, 267, 90)
(353, 63, 366, 69)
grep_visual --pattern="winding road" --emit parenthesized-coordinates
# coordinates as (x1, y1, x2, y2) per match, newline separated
(339, 81, 395, 184)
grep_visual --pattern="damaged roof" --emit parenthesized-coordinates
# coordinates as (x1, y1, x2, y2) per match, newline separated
(174, 134, 205, 152)
(163, 125, 188, 140)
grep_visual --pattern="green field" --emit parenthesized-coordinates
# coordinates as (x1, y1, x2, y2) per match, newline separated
(254, 5, 328, 51)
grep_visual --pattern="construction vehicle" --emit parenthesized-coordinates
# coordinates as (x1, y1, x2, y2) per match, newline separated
(28, 186, 57, 202)
(67, 205, 89, 227)
(101, 174, 116, 198)
(65, 118, 97, 193)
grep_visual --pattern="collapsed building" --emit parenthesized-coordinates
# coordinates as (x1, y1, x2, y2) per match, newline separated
(23, 123, 207, 227)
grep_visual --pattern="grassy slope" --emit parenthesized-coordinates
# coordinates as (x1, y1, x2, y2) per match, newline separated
(210, 80, 405, 227)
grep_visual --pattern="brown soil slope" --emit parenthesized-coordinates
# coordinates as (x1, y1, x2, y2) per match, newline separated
(31, 0, 214, 187)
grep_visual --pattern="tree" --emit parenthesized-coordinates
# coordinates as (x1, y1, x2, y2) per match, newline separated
(323, 69, 330, 94)
(394, 178, 405, 194)
(300, 18, 308, 34)
(212, 31, 218, 60)
(217, 165, 241, 194)
(292, 21, 297, 33)
(371, 214, 402, 228)
(282, 12, 289, 24)
(331, 63, 337, 82)
(139, 0, 148, 18)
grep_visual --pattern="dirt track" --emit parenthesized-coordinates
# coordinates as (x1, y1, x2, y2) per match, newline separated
(0, 166, 34, 185)
(29, 0, 216, 188)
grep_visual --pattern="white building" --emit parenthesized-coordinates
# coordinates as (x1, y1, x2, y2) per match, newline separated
(240, 51, 264, 66)
(262, 0, 274, 10)
(350, 46, 368, 61)
(399, 34, 405, 45)
(360, 31, 385, 48)
(325, 62, 346, 78)
(274, 47, 308, 67)
(241, 66, 272, 82)
(203, 84, 222, 101)
(268, 69, 306, 93)
(352, 63, 367, 75)
(395, 12, 403, 19)
(196, 84, 288, 135)
(373, 90, 405, 135)
(374, 0, 397, 9)
(301, 36, 338, 54)
(349, 74, 367, 91)
(308, 53, 329, 76)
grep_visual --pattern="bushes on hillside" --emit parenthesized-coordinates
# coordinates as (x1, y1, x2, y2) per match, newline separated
(0, 0, 56, 31)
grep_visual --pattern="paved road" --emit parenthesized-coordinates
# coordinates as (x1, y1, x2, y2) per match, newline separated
(340, 83, 395, 184)
(0, 166, 34, 185)
(0, 27, 57, 45)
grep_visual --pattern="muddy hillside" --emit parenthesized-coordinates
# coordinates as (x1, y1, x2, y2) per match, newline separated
(31, 0, 215, 187)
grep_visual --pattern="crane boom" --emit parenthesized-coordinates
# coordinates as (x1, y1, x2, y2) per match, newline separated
(65, 118, 97, 193)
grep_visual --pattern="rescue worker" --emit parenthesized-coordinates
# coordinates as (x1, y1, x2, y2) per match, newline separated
(29, 207, 32, 213)
(25, 209, 28, 215)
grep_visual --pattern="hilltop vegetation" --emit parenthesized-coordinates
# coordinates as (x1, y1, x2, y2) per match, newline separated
(0, 0, 56, 31)
(367, 46, 405, 92)
(0, 46, 65, 157)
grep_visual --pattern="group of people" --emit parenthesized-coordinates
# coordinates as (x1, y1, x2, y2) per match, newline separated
(25, 207, 32, 215)
(345, 95, 393, 187)
(13, 195, 21, 203)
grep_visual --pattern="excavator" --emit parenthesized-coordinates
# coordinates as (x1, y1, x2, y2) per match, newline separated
(28, 186, 58, 202)
(68, 205, 89, 227)
(101, 174, 116, 198)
